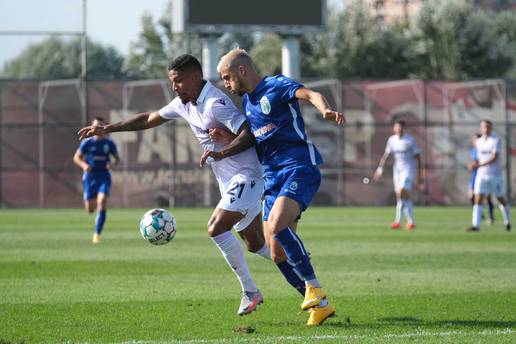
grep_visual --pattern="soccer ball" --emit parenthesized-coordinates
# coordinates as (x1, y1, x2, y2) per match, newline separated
(139, 208, 177, 245)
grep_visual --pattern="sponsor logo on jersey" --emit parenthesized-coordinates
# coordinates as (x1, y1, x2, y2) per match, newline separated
(253, 123, 277, 137)
(260, 96, 271, 115)
(215, 98, 226, 106)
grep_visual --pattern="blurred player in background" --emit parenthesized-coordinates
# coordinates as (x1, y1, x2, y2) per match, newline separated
(468, 133, 494, 224)
(78, 54, 269, 316)
(210, 48, 345, 326)
(374, 120, 423, 230)
(73, 117, 120, 244)
(466, 120, 511, 232)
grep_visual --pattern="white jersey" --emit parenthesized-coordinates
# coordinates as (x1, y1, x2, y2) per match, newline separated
(385, 134, 419, 175)
(159, 81, 263, 190)
(475, 134, 502, 177)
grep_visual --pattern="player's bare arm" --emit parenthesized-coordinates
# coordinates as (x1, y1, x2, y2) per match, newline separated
(374, 152, 390, 181)
(107, 153, 121, 170)
(209, 127, 236, 145)
(200, 121, 256, 167)
(478, 152, 498, 167)
(78, 111, 168, 140)
(73, 149, 90, 172)
(295, 87, 346, 126)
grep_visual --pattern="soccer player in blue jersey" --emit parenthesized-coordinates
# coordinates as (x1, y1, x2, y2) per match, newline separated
(209, 48, 345, 326)
(73, 117, 120, 244)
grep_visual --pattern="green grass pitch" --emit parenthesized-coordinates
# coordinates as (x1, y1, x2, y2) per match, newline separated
(0, 207, 515, 343)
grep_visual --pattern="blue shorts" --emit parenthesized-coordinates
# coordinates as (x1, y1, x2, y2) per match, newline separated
(83, 173, 111, 200)
(262, 164, 321, 221)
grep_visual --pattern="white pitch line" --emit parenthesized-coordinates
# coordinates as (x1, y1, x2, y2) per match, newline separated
(98, 328, 516, 344)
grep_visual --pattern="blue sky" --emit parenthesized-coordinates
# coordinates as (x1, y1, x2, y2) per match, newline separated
(0, 0, 342, 68)
(0, 0, 170, 66)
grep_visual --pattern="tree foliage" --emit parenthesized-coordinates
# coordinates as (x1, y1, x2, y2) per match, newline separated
(1, 37, 125, 80)
(123, 2, 202, 79)
(3, 0, 515, 81)
(413, 0, 516, 79)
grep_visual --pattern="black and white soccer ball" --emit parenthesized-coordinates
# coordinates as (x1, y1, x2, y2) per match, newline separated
(139, 208, 177, 245)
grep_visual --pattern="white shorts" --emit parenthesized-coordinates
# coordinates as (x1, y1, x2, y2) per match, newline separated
(474, 174, 505, 198)
(393, 170, 413, 192)
(217, 174, 264, 232)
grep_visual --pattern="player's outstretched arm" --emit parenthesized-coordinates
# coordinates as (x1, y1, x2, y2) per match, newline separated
(77, 111, 168, 140)
(200, 122, 256, 167)
(295, 87, 346, 126)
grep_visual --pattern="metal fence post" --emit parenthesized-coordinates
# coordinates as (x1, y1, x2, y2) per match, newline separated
(422, 80, 429, 206)
(504, 81, 512, 205)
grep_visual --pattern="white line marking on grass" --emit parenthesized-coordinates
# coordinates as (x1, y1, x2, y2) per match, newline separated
(100, 328, 516, 344)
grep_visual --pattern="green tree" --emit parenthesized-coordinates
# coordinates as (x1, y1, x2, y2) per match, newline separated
(249, 33, 282, 76)
(123, 2, 203, 79)
(330, 1, 415, 79)
(413, 1, 515, 79)
(1, 37, 125, 80)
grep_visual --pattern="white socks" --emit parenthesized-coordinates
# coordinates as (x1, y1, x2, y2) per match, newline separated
(254, 244, 272, 260)
(472, 204, 483, 227)
(403, 200, 415, 224)
(498, 204, 511, 226)
(395, 199, 404, 223)
(212, 231, 257, 293)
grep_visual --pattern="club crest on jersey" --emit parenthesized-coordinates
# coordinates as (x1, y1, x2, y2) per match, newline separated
(290, 181, 298, 191)
(260, 96, 271, 115)
(103, 144, 109, 154)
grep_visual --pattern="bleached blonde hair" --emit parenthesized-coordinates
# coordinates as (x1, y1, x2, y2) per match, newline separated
(217, 48, 255, 73)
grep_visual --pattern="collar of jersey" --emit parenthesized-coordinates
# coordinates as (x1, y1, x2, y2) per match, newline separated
(249, 77, 268, 99)
(196, 80, 212, 105)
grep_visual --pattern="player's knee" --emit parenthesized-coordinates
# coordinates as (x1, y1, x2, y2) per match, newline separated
(85, 203, 95, 213)
(265, 217, 282, 234)
(207, 218, 227, 238)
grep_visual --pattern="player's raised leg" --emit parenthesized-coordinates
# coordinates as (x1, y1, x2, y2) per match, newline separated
(266, 196, 335, 325)
(208, 208, 263, 315)
(84, 198, 95, 214)
(267, 197, 321, 302)
(263, 221, 306, 297)
(237, 212, 271, 260)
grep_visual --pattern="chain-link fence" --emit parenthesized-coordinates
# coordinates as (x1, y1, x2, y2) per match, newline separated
(1, 78, 515, 208)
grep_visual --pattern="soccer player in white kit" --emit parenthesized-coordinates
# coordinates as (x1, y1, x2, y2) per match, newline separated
(374, 120, 423, 230)
(78, 54, 270, 315)
(466, 120, 511, 232)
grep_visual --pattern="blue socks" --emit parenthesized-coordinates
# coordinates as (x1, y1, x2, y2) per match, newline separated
(277, 260, 306, 296)
(275, 227, 316, 281)
(95, 209, 106, 235)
